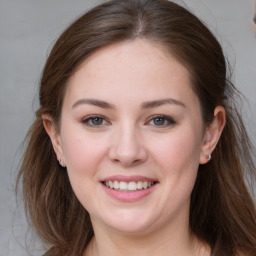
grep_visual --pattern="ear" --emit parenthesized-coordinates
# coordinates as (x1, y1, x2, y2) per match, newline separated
(42, 114, 66, 166)
(199, 106, 226, 164)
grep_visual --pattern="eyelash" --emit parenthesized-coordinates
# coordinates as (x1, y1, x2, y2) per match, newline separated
(146, 115, 176, 127)
(82, 115, 110, 127)
(81, 114, 176, 128)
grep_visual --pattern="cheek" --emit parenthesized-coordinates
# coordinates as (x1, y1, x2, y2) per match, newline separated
(148, 126, 203, 204)
(150, 128, 202, 172)
(60, 125, 109, 177)
(144, 128, 203, 219)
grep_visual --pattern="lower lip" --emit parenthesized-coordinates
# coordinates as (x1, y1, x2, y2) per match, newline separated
(101, 183, 157, 202)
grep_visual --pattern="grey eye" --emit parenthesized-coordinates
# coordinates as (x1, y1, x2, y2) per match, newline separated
(153, 117, 166, 126)
(91, 117, 104, 125)
(147, 115, 176, 127)
(82, 115, 108, 127)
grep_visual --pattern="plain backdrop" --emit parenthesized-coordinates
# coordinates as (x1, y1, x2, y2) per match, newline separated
(0, 0, 255, 255)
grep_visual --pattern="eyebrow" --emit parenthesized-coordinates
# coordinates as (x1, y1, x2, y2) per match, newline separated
(72, 99, 115, 109)
(72, 98, 186, 109)
(141, 98, 186, 109)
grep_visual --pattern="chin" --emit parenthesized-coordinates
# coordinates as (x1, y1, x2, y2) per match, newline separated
(94, 208, 160, 235)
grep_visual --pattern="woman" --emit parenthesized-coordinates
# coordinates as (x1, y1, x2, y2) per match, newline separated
(17, 0, 256, 255)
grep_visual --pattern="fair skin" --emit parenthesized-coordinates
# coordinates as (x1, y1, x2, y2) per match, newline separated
(43, 39, 225, 256)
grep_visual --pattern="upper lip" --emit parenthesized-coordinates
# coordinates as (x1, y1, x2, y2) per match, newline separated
(101, 175, 158, 182)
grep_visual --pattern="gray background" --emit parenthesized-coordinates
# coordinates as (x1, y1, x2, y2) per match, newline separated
(0, 0, 255, 255)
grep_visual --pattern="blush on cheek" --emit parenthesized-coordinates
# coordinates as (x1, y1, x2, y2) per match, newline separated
(154, 134, 201, 188)
(154, 130, 200, 162)
(62, 134, 109, 176)
(65, 148, 97, 175)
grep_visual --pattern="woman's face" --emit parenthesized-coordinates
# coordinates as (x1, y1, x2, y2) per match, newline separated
(56, 39, 208, 234)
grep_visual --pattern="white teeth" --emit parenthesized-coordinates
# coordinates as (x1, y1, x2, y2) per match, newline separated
(104, 180, 155, 191)
(142, 181, 148, 189)
(113, 181, 119, 190)
(119, 181, 128, 190)
(128, 181, 137, 191)
(109, 181, 114, 189)
(137, 181, 143, 189)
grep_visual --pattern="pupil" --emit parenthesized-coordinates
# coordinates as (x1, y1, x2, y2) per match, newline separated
(154, 118, 164, 125)
(92, 117, 103, 125)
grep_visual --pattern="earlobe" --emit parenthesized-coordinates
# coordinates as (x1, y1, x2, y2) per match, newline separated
(42, 114, 65, 166)
(199, 106, 226, 164)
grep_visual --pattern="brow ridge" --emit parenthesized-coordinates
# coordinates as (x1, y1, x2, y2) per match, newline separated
(72, 99, 115, 109)
(72, 98, 185, 109)
(141, 98, 186, 108)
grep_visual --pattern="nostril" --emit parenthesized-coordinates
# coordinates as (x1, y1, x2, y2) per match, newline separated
(111, 156, 144, 167)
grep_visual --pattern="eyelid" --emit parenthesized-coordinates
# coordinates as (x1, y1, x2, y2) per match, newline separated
(82, 114, 111, 127)
(145, 114, 176, 127)
(81, 114, 176, 128)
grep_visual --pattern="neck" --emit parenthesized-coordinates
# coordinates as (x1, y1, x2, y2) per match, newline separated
(84, 219, 210, 256)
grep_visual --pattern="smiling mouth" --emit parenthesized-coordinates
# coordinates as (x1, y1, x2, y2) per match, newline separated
(102, 180, 158, 192)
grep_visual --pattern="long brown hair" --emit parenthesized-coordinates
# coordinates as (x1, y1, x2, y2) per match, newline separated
(16, 0, 256, 255)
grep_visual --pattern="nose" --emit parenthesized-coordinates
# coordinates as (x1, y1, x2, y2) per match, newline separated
(108, 125, 148, 167)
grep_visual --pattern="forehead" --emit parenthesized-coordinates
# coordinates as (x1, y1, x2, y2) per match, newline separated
(74, 39, 179, 77)
(63, 39, 198, 108)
